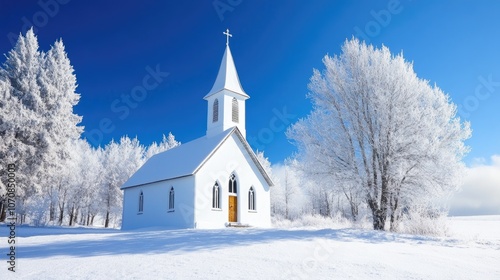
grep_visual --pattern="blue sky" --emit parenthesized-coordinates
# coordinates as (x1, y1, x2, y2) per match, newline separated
(1, 0, 499, 167)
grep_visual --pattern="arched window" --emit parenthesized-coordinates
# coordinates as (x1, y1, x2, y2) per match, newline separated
(212, 182, 220, 209)
(213, 98, 219, 123)
(248, 187, 255, 210)
(138, 191, 144, 213)
(228, 173, 237, 194)
(232, 97, 239, 123)
(169, 187, 175, 210)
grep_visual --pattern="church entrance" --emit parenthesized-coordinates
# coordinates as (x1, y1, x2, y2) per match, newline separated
(228, 196, 237, 222)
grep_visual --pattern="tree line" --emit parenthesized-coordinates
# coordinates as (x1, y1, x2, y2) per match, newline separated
(0, 29, 179, 227)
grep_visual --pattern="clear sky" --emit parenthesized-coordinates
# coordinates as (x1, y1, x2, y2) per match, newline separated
(1, 0, 499, 167)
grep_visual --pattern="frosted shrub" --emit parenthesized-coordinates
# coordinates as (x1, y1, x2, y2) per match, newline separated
(397, 207, 449, 236)
(25, 195, 50, 227)
(272, 213, 352, 229)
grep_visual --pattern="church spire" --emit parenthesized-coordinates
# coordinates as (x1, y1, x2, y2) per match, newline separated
(204, 29, 249, 99)
(205, 30, 249, 138)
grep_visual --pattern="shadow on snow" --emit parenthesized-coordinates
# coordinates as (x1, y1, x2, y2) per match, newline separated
(2, 225, 465, 259)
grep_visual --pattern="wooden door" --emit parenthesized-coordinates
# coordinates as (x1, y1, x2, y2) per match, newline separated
(228, 196, 237, 222)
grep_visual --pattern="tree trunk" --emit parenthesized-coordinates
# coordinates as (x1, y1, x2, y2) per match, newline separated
(344, 190, 359, 221)
(285, 194, 289, 219)
(378, 175, 390, 230)
(69, 205, 75, 226)
(58, 202, 65, 225)
(105, 190, 111, 228)
(350, 201, 358, 222)
(0, 199, 6, 222)
(49, 201, 55, 221)
(390, 212, 397, 232)
(324, 192, 331, 217)
(368, 198, 386, 230)
(74, 208, 78, 225)
(389, 193, 399, 231)
(104, 210, 110, 228)
(372, 209, 386, 230)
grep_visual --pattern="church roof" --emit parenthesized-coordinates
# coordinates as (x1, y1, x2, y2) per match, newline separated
(121, 128, 273, 189)
(204, 44, 249, 100)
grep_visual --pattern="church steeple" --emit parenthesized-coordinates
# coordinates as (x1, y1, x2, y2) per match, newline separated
(205, 29, 249, 138)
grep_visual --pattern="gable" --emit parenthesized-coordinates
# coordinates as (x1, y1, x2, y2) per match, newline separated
(194, 129, 274, 188)
(195, 132, 272, 189)
(121, 127, 273, 189)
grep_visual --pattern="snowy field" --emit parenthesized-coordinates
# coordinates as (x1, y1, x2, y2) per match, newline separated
(0, 216, 499, 280)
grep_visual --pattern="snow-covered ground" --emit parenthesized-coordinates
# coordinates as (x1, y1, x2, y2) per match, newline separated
(0, 216, 499, 279)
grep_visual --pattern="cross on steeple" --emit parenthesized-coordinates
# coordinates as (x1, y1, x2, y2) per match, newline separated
(223, 29, 232, 46)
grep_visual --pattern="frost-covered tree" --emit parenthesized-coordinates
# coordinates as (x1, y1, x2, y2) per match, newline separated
(76, 142, 104, 226)
(3, 29, 44, 111)
(144, 132, 180, 159)
(0, 77, 19, 221)
(52, 140, 83, 225)
(255, 151, 273, 177)
(0, 79, 13, 185)
(44, 140, 90, 226)
(60, 140, 103, 226)
(101, 137, 145, 227)
(38, 38, 83, 222)
(62, 141, 83, 226)
(0, 30, 82, 223)
(287, 38, 471, 230)
(269, 159, 303, 219)
(39, 39, 83, 161)
(256, 153, 308, 220)
(39, 38, 82, 140)
(0, 29, 48, 222)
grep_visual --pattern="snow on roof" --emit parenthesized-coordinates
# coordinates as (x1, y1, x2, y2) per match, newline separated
(121, 129, 233, 189)
(204, 45, 249, 100)
(121, 128, 273, 189)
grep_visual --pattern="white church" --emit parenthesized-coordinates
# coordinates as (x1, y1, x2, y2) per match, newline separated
(121, 30, 274, 230)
